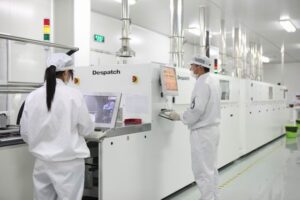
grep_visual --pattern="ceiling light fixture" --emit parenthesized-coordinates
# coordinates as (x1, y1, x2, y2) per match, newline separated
(262, 56, 270, 63)
(187, 24, 201, 36)
(114, 0, 137, 5)
(280, 19, 296, 33)
(188, 28, 200, 36)
(211, 31, 221, 36)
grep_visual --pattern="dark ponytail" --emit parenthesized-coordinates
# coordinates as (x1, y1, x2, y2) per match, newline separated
(44, 65, 56, 111)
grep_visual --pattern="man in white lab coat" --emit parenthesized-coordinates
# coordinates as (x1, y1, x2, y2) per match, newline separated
(20, 53, 94, 200)
(170, 55, 221, 200)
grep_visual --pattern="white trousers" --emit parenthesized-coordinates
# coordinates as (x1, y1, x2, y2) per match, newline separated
(33, 158, 85, 200)
(190, 125, 220, 200)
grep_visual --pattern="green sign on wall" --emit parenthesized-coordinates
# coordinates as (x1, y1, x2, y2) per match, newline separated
(94, 34, 105, 43)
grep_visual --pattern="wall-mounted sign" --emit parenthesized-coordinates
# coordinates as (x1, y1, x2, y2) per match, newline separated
(94, 34, 105, 43)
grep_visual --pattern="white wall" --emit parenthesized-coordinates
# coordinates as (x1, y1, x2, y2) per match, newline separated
(53, 0, 74, 46)
(90, 12, 195, 66)
(74, 0, 91, 66)
(0, 0, 52, 83)
(0, 0, 52, 120)
(0, 0, 52, 40)
(54, 0, 91, 66)
(264, 62, 300, 103)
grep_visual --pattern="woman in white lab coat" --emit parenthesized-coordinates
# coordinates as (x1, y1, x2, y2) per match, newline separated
(20, 53, 94, 200)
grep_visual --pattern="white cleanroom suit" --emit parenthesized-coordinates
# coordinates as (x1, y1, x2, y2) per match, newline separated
(181, 72, 221, 200)
(20, 53, 94, 200)
(21, 79, 94, 200)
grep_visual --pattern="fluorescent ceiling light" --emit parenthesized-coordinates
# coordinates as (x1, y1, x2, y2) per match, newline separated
(188, 28, 200, 36)
(262, 56, 270, 63)
(114, 0, 137, 5)
(187, 24, 200, 36)
(187, 25, 219, 37)
(280, 19, 296, 32)
(211, 32, 221, 36)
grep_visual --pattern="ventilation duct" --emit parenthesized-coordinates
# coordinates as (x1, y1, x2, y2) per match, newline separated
(220, 19, 226, 72)
(116, 0, 135, 58)
(280, 44, 285, 84)
(206, 31, 210, 57)
(241, 32, 248, 79)
(233, 27, 243, 78)
(249, 42, 255, 80)
(199, 7, 206, 57)
(170, 0, 184, 67)
(257, 44, 263, 81)
(249, 42, 262, 80)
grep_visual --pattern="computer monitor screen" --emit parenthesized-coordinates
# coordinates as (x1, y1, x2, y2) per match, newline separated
(160, 66, 178, 96)
(83, 92, 121, 128)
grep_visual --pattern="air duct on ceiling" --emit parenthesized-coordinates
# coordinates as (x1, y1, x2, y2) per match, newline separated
(257, 44, 263, 81)
(199, 6, 206, 57)
(233, 27, 242, 78)
(280, 44, 285, 84)
(249, 42, 257, 80)
(241, 31, 248, 79)
(170, 0, 184, 68)
(205, 30, 210, 57)
(220, 19, 226, 71)
(116, 0, 135, 58)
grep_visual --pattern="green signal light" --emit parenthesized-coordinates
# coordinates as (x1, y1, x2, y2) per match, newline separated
(44, 34, 50, 41)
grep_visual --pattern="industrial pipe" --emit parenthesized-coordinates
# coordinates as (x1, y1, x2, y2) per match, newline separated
(116, 0, 135, 57)
(220, 19, 226, 71)
(199, 7, 206, 57)
(170, 0, 184, 67)
(233, 27, 242, 78)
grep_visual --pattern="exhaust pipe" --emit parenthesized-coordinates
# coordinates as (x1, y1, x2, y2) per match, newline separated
(206, 30, 210, 57)
(220, 19, 226, 70)
(257, 44, 263, 81)
(170, 0, 184, 67)
(199, 7, 206, 57)
(116, 0, 135, 58)
(233, 27, 242, 78)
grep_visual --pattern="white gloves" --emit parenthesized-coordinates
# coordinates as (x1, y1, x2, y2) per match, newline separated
(169, 112, 181, 121)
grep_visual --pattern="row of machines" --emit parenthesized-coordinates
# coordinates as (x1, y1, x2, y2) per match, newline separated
(0, 63, 289, 200)
(75, 63, 289, 200)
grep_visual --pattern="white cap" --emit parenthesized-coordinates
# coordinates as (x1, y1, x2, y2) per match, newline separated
(189, 55, 211, 68)
(46, 53, 73, 72)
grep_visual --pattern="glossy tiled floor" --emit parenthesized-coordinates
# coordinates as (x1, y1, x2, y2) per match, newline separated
(166, 135, 300, 200)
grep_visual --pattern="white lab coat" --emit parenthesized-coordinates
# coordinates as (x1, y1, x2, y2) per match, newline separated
(20, 79, 94, 200)
(181, 73, 221, 200)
